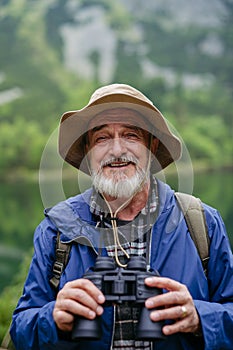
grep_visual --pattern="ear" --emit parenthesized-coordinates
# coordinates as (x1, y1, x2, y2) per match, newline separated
(150, 137, 159, 154)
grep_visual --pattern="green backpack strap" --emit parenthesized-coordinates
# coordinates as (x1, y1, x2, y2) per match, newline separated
(50, 231, 72, 289)
(175, 192, 210, 276)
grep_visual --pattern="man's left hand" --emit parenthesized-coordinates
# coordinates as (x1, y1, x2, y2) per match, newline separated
(145, 276, 201, 336)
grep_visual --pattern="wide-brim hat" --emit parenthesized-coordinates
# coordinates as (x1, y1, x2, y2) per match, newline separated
(58, 83, 182, 174)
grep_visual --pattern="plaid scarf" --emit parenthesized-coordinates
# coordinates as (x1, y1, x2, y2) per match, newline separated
(89, 176, 159, 350)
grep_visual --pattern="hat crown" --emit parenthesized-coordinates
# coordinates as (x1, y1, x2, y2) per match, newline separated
(89, 83, 154, 107)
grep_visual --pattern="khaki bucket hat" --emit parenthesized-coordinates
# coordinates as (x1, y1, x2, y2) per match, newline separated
(59, 83, 182, 174)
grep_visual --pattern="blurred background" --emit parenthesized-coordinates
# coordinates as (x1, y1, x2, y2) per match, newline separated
(0, 0, 232, 340)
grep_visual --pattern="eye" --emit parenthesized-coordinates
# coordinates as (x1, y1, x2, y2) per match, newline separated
(124, 132, 141, 140)
(94, 135, 109, 144)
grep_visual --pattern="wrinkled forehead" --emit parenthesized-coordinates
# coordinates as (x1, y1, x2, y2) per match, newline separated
(88, 108, 150, 131)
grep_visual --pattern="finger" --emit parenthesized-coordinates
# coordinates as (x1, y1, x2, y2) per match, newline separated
(145, 276, 186, 292)
(58, 278, 105, 310)
(57, 288, 104, 316)
(145, 289, 188, 309)
(64, 279, 105, 304)
(53, 298, 101, 333)
(150, 305, 189, 322)
(57, 292, 103, 315)
(149, 304, 200, 335)
(53, 310, 74, 332)
(163, 318, 194, 336)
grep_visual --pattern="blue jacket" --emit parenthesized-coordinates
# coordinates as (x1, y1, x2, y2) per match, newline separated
(11, 180, 233, 350)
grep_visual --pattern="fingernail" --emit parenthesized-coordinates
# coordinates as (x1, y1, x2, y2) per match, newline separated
(98, 294, 105, 303)
(163, 326, 171, 335)
(151, 311, 159, 321)
(89, 310, 96, 319)
(96, 306, 103, 315)
(146, 299, 154, 308)
(145, 277, 154, 284)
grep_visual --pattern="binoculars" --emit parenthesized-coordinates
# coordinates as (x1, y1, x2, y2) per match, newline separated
(72, 256, 165, 341)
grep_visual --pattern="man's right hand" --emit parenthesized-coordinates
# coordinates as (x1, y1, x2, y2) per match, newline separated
(53, 279, 105, 332)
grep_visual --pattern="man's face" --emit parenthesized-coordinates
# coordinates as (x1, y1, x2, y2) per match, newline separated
(86, 109, 158, 198)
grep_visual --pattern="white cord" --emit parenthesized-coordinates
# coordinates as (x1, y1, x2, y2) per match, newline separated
(101, 135, 153, 267)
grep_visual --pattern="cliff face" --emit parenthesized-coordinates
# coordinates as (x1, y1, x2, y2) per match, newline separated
(0, 0, 228, 94)
(56, 0, 226, 84)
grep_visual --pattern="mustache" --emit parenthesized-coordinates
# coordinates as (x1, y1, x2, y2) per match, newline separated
(100, 155, 139, 168)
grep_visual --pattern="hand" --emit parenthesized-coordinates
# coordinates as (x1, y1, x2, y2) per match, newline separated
(145, 277, 201, 336)
(53, 279, 105, 332)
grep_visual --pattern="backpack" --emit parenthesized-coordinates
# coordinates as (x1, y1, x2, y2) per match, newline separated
(175, 192, 210, 276)
(50, 192, 210, 289)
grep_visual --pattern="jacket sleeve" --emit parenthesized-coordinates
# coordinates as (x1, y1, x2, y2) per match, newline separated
(10, 219, 62, 350)
(194, 207, 233, 350)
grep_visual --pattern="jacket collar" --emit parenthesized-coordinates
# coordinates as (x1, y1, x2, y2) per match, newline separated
(45, 180, 174, 253)
(45, 189, 100, 253)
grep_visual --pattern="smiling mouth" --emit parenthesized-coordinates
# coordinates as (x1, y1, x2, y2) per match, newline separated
(106, 161, 134, 168)
(102, 157, 137, 169)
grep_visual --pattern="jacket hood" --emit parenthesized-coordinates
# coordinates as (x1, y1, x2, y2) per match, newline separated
(44, 189, 101, 252)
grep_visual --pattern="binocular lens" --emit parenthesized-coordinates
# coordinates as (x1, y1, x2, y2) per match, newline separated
(137, 307, 165, 340)
(72, 316, 102, 341)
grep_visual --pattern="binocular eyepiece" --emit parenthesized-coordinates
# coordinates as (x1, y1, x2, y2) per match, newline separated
(72, 256, 165, 341)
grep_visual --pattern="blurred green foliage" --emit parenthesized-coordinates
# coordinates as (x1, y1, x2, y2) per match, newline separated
(0, 0, 232, 180)
(0, 250, 32, 344)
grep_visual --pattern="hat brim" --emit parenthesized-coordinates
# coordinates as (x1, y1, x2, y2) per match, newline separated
(59, 100, 182, 174)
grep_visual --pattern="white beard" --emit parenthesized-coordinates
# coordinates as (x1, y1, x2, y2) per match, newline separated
(91, 162, 149, 199)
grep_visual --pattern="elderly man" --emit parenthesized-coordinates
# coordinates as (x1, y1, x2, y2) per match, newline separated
(11, 84, 233, 350)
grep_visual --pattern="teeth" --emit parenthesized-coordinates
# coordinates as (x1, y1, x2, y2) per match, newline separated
(109, 162, 128, 167)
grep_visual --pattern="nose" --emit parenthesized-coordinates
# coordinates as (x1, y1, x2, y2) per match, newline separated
(109, 137, 126, 157)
